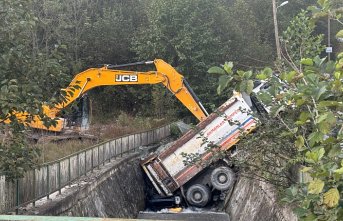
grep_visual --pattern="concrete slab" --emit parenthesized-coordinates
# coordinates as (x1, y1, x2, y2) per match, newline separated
(137, 212, 230, 221)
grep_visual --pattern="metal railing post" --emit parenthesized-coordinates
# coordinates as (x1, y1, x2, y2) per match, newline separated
(120, 137, 123, 157)
(97, 145, 100, 170)
(84, 151, 87, 175)
(91, 149, 94, 173)
(15, 179, 19, 215)
(32, 170, 36, 207)
(108, 143, 111, 162)
(46, 165, 50, 200)
(146, 131, 148, 145)
(140, 132, 143, 148)
(68, 157, 71, 186)
(103, 145, 105, 166)
(58, 162, 62, 195)
(77, 153, 80, 178)
(114, 140, 117, 159)
(128, 136, 130, 152)
(134, 134, 137, 151)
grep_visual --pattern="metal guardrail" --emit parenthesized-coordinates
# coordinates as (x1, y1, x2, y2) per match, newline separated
(0, 123, 172, 214)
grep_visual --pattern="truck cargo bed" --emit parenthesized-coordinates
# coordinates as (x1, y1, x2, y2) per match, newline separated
(141, 94, 257, 196)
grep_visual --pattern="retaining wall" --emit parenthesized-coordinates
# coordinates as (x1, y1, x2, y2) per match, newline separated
(0, 124, 171, 214)
(23, 153, 147, 218)
(226, 176, 297, 221)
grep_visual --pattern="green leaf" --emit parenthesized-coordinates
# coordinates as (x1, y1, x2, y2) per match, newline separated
(256, 73, 267, 80)
(305, 147, 325, 163)
(325, 61, 336, 73)
(318, 122, 331, 134)
(246, 80, 254, 94)
(301, 58, 314, 66)
(256, 92, 271, 105)
(281, 71, 296, 83)
(308, 179, 324, 194)
(334, 167, 343, 174)
(316, 112, 336, 125)
(217, 75, 232, 95)
(290, 186, 298, 196)
(301, 112, 311, 121)
(317, 113, 328, 123)
(301, 213, 317, 221)
(317, 148, 325, 160)
(263, 67, 273, 76)
(328, 145, 342, 157)
(317, 112, 336, 134)
(222, 62, 233, 74)
(334, 72, 341, 80)
(2, 108, 9, 115)
(296, 99, 306, 107)
(243, 71, 253, 79)
(308, 132, 324, 147)
(239, 81, 247, 93)
(208, 66, 225, 75)
(313, 56, 326, 67)
(336, 29, 343, 39)
(317, 0, 327, 7)
(294, 207, 308, 217)
(315, 86, 327, 101)
(295, 136, 305, 149)
(323, 188, 340, 208)
(236, 70, 245, 78)
(307, 6, 320, 13)
(318, 101, 341, 108)
(256, 68, 272, 80)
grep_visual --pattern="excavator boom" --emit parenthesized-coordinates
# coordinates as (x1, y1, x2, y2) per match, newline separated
(12, 59, 208, 132)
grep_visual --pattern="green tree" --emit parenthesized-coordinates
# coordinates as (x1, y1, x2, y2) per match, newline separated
(225, 0, 275, 68)
(281, 10, 325, 68)
(0, 0, 68, 179)
(132, 0, 236, 116)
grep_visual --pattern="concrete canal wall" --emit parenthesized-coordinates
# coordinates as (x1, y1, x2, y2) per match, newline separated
(24, 153, 147, 218)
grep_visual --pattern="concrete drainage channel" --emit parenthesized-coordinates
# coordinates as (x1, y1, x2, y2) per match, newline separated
(14, 138, 295, 221)
(13, 139, 229, 221)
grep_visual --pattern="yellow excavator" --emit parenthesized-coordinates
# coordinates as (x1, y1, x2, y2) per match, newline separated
(5, 59, 209, 133)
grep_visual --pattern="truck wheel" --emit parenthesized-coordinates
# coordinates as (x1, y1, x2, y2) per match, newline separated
(186, 184, 211, 207)
(210, 166, 235, 191)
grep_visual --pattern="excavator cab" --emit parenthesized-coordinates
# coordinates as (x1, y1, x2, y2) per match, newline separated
(62, 95, 90, 131)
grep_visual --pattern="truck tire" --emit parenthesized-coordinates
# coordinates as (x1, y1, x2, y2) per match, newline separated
(186, 184, 211, 207)
(210, 166, 235, 191)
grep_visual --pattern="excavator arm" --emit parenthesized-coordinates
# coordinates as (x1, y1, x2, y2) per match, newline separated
(14, 59, 209, 132)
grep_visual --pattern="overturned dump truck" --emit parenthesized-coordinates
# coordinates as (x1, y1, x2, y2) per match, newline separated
(141, 90, 267, 208)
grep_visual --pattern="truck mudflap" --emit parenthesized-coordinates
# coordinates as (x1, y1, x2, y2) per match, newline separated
(141, 94, 257, 195)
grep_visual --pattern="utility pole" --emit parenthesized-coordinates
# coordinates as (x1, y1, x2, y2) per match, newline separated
(272, 0, 282, 60)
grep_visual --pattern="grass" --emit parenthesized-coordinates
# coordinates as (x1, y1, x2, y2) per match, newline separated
(34, 112, 172, 164)
(37, 139, 97, 164)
